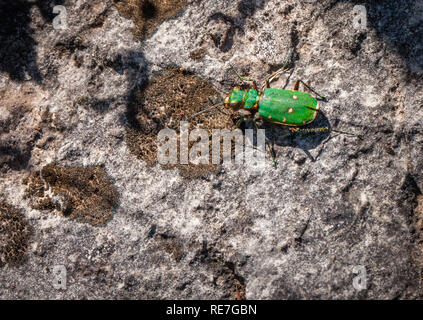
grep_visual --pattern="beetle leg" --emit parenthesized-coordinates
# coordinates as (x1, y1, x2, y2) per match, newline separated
(293, 80, 300, 91)
(265, 141, 277, 168)
(265, 65, 290, 88)
(235, 116, 245, 128)
(268, 136, 278, 168)
(265, 72, 278, 89)
(264, 49, 294, 89)
(262, 126, 278, 168)
(293, 80, 326, 100)
(253, 112, 261, 121)
(254, 119, 261, 131)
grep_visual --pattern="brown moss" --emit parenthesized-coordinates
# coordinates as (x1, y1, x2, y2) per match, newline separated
(115, 0, 187, 39)
(126, 67, 237, 179)
(23, 164, 119, 226)
(0, 202, 32, 267)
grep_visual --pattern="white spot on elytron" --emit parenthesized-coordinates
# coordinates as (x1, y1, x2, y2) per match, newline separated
(288, 108, 294, 113)
(292, 95, 298, 100)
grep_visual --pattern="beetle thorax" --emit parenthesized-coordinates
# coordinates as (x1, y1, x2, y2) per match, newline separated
(224, 88, 260, 111)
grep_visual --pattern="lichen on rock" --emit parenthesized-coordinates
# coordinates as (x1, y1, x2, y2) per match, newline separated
(0, 202, 32, 267)
(23, 164, 119, 226)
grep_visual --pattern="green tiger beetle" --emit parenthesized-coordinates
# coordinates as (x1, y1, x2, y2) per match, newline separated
(192, 50, 361, 166)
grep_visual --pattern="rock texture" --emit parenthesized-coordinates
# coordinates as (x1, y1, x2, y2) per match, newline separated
(0, 0, 422, 299)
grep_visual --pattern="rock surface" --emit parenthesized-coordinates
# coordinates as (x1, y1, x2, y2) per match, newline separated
(0, 0, 423, 299)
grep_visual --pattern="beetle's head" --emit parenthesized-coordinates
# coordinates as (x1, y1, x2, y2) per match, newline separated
(224, 87, 245, 111)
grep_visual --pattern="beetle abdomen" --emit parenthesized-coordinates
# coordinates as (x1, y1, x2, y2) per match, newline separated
(259, 88, 319, 126)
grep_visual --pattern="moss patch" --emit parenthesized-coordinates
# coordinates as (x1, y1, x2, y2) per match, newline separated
(115, 0, 187, 39)
(0, 202, 32, 267)
(126, 67, 237, 179)
(23, 164, 119, 226)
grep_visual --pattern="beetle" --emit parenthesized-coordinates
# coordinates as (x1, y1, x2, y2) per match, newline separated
(190, 51, 360, 166)
(224, 79, 325, 133)
(223, 57, 360, 136)
(192, 51, 360, 137)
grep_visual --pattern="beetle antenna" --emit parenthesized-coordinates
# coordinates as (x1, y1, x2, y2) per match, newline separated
(229, 64, 256, 83)
(189, 103, 225, 120)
